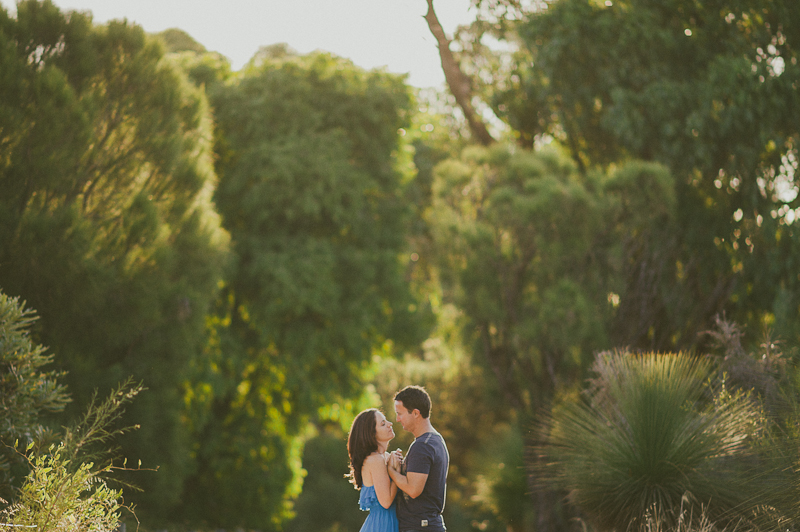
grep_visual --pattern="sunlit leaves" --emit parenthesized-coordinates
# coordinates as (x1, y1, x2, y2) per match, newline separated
(429, 145, 611, 411)
(0, 1, 229, 522)
(178, 50, 421, 529)
(497, 0, 800, 348)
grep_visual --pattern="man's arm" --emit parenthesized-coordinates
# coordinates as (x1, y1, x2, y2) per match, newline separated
(388, 460, 428, 499)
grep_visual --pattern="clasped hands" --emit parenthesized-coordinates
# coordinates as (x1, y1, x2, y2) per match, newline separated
(388, 448, 404, 471)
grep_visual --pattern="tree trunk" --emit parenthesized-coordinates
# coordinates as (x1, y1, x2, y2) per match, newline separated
(424, 0, 495, 146)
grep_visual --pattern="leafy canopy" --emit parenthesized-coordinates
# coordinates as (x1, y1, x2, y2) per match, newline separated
(178, 48, 422, 529)
(0, 0, 229, 521)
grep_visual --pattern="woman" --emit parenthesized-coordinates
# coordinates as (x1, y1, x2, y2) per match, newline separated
(347, 408, 399, 532)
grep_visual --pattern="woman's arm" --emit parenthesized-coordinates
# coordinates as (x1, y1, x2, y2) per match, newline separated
(385, 452, 398, 501)
(366, 454, 396, 509)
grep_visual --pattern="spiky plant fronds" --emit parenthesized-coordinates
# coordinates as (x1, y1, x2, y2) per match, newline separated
(537, 351, 762, 532)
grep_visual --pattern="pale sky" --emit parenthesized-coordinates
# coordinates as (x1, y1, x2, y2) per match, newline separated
(5, 0, 478, 88)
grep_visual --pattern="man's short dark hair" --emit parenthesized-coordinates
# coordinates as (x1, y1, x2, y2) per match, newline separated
(394, 385, 431, 419)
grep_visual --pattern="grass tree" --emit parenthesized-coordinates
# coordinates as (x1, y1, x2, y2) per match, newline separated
(537, 351, 764, 531)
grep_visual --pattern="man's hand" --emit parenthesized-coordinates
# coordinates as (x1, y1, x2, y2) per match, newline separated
(389, 449, 403, 471)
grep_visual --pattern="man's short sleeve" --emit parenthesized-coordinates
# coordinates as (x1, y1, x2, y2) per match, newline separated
(405, 439, 433, 475)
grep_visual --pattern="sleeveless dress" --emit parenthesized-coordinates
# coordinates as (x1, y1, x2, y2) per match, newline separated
(358, 485, 399, 532)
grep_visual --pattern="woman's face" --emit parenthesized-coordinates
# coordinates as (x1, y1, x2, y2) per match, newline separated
(374, 410, 395, 444)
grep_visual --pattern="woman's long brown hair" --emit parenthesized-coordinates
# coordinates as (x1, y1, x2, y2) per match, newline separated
(346, 408, 378, 489)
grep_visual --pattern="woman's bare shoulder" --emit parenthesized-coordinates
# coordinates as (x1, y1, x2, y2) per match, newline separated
(363, 452, 386, 467)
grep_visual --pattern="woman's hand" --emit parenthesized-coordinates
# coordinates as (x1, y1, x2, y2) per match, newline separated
(389, 449, 403, 470)
(366, 452, 398, 508)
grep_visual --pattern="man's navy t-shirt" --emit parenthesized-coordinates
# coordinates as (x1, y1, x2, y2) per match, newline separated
(397, 431, 449, 532)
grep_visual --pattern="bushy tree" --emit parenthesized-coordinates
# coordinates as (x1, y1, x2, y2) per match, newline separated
(0, 1, 229, 521)
(428, 145, 678, 414)
(178, 49, 424, 529)
(2, 382, 143, 532)
(496, 0, 800, 349)
(4, 445, 124, 532)
(422, 144, 685, 530)
(0, 289, 140, 531)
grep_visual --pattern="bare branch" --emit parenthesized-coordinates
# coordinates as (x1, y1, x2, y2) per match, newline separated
(425, 0, 495, 145)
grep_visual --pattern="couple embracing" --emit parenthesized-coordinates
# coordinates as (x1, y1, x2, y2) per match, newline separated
(347, 385, 449, 532)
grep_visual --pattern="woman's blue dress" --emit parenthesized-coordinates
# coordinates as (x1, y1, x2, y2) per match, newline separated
(358, 485, 398, 532)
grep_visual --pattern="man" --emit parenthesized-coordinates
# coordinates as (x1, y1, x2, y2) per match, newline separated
(388, 385, 449, 532)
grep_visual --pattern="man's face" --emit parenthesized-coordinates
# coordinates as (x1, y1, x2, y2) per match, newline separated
(394, 400, 416, 432)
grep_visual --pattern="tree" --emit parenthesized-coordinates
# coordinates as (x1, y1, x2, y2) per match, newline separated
(417, 1, 800, 528)
(155, 27, 206, 54)
(2, 381, 143, 532)
(425, 143, 680, 530)
(0, 1, 229, 522)
(178, 48, 425, 529)
(496, 0, 800, 350)
(429, 146, 664, 412)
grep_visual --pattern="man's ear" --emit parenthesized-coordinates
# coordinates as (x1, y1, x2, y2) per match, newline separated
(413, 409, 421, 418)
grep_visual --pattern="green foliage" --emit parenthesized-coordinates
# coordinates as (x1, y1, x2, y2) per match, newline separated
(538, 351, 763, 531)
(428, 144, 639, 412)
(284, 427, 363, 532)
(1, 381, 142, 532)
(0, 1, 229, 522)
(421, 1, 800, 527)
(11, 2, 800, 531)
(155, 28, 206, 54)
(177, 50, 423, 529)
(0, 293, 69, 495)
(163, 29, 233, 89)
(169, 49, 232, 87)
(0, 294, 69, 442)
(424, 145, 683, 530)
(498, 0, 800, 349)
(4, 445, 123, 531)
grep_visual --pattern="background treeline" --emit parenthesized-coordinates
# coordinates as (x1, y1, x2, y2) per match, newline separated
(0, 0, 799, 531)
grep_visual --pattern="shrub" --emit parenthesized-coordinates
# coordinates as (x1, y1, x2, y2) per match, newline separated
(1, 382, 142, 531)
(536, 351, 762, 531)
(0, 293, 69, 491)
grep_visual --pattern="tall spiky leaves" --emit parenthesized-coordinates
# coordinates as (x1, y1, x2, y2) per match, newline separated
(539, 351, 762, 531)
